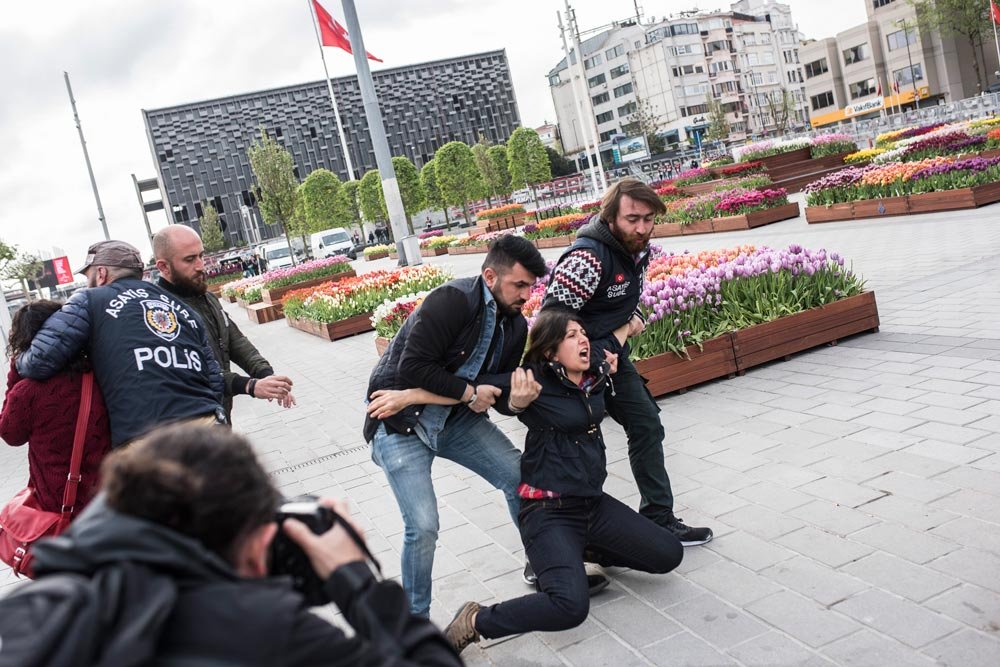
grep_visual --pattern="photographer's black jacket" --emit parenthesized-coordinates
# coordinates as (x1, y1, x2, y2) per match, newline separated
(15, 278, 224, 446)
(0, 498, 461, 666)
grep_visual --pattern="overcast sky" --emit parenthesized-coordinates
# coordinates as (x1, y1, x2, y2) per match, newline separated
(0, 0, 866, 267)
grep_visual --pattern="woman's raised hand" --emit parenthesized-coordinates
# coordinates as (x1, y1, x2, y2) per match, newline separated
(509, 367, 542, 411)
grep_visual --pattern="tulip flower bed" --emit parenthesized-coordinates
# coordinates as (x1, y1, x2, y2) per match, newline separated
(654, 187, 798, 236)
(632, 244, 875, 395)
(220, 256, 353, 307)
(673, 167, 714, 186)
(364, 244, 393, 261)
(804, 155, 1000, 223)
(520, 243, 876, 395)
(371, 291, 432, 355)
(523, 214, 588, 248)
(853, 118, 1000, 165)
(283, 265, 452, 341)
(419, 235, 459, 256)
(447, 230, 516, 255)
(221, 275, 264, 304)
(478, 204, 527, 232)
(418, 229, 444, 240)
(810, 134, 858, 159)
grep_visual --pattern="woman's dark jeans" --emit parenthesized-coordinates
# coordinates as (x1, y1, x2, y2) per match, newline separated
(474, 494, 684, 639)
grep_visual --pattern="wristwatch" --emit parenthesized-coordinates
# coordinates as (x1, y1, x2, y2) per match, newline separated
(466, 387, 478, 406)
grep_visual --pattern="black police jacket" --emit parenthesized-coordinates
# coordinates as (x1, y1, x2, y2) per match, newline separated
(16, 278, 224, 446)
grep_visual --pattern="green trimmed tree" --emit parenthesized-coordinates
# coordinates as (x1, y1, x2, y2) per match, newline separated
(435, 141, 484, 225)
(912, 0, 994, 93)
(472, 135, 499, 207)
(420, 158, 451, 230)
(507, 127, 551, 208)
(338, 180, 364, 238)
(705, 96, 731, 143)
(301, 168, 343, 234)
(0, 244, 42, 301)
(247, 128, 300, 264)
(488, 145, 513, 197)
(545, 147, 576, 177)
(359, 169, 389, 241)
(199, 203, 226, 252)
(392, 156, 425, 235)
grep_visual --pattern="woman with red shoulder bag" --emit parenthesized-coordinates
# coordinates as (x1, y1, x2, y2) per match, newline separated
(0, 299, 111, 577)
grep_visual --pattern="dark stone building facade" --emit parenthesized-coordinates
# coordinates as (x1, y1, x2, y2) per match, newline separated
(142, 50, 520, 242)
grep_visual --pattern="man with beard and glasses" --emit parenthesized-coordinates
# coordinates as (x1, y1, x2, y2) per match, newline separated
(16, 240, 224, 447)
(360, 235, 551, 618)
(153, 225, 295, 425)
(541, 178, 714, 549)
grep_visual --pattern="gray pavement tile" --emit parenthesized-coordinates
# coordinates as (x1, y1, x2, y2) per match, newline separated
(832, 589, 962, 648)
(932, 466, 1000, 498)
(760, 556, 868, 607)
(853, 411, 928, 433)
(933, 491, 1000, 531)
(705, 530, 796, 572)
(774, 527, 874, 568)
(642, 631, 737, 667)
(910, 378, 986, 395)
(821, 629, 941, 667)
(537, 617, 603, 651)
(928, 548, 1000, 593)
(799, 416, 867, 437)
(799, 476, 889, 507)
(903, 440, 993, 465)
(457, 544, 521, 582)
(806, 456, 891, 484)
(746, 590, 861, 648)
(869, 449, 957, 477)
(480, 632, 569, 666)
(909, 404, 992, 426)
(787, 500, 880, 536)
(716, 503, 805, 541)
(854, 396, 923, 416)
(662, 593, 769, 650)
(850, 522, 958, 565)
(674, 486, 750, 518)
(924, 584, 1000, 634)
(864, 471, 959, 503)
(560, 632, 650, 666)
(746, 461, 825, 488)
(617, 571, 705, 610)
(726, 631, 835, 667)
(921, 629, 1000, 667)
(589, 596, 682, 649)
(840, 552, 961, 603)
(684, 559, 785, 607)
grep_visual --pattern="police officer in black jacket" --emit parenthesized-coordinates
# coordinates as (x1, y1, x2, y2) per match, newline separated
(542, 179, 713, 546)
(153, 224, 295, 424)
(16, 240, 225, 447)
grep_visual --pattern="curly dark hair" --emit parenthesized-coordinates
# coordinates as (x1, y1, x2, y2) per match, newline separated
(7, 300, 89, 373)
(523, 308, 585, 366)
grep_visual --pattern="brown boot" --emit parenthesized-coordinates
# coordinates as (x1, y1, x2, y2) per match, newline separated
(443, 601, 481, 654)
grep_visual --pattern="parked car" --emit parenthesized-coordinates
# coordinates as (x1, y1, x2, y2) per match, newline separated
(258, 240, 295, 270)
(311, 227, 356, 260)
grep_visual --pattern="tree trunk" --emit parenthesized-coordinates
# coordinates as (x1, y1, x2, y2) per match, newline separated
(20, 278, 33, 302)
(966, 32, 984, 93)
(444, 208, 452, 230)
(405, 214, 414, 236)
(461, 200, 471, 228)
(529, 184, 539, 211)
(282, 224, 298, 266)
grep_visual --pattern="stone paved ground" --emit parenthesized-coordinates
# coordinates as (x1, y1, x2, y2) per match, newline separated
(3, 194, 1000, 665)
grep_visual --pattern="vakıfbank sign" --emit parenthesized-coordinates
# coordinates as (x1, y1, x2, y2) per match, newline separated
(845, 97, 884, 117)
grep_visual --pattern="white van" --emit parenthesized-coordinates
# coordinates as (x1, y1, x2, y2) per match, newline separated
(258, 240, 295, 270)
(311, 227, 356, 260)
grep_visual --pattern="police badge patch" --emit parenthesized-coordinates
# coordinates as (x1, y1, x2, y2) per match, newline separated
(141, 299, 181, 341)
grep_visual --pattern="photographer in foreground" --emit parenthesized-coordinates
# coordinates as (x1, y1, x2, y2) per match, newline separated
(0, 424, 460, 667)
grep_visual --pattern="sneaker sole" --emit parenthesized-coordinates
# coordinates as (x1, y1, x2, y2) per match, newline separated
(522, 574, 538, 586)
(680, 534, 713, 547)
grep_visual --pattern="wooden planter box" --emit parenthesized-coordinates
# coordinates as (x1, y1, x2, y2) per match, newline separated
(534, 234, 575, 249)
(681, 219, 715, 235)
(365, 252, 389, 261)
(972, 180, 1000, 206)
(236, 297, 261, 309)
(651, 223, 683, 237)
(388, 251, 398, 260)
(731, 292, 879, 373)
(447, 245, 488, 255)
(261, 269, 356, 306)
(207, 283, 225, 297)
(757, 146, 812, 171)
(420, 247, 449, 257)
(678, 177, 738, 196)
(852, 196, 909, 219)
(906, 189, 977, 214)
(484, 213, 527, 232)
(635, 336, 738, 398)
(805, 203, 854, 224)
(744, 202, 801, 228)
(375, 336, 391, 357)
(287, 312, 375, 341)
(222, 293, 237, 303)
(247, 302, 283, 324)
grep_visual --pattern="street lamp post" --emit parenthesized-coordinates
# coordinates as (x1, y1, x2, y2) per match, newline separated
(896, 19, 921, 111)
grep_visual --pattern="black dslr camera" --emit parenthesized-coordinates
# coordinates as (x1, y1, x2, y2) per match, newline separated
(269, 496, 381, 606)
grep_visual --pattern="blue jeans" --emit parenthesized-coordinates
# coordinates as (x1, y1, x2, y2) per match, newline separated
(372, 410, 521, 617)
(475, 494, 683, 639)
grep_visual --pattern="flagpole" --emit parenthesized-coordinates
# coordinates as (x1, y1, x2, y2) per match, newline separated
(991, 0, 1000, 88)
(307, 0, 356, 181)
(64, 72, 109, 241)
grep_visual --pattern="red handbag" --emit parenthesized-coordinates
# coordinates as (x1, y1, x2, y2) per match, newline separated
(0, 371, 94, 578)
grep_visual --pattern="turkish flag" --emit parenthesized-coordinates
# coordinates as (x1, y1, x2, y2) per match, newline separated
(312, 0, 383, 63)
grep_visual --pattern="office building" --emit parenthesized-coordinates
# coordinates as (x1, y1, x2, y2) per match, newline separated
(143, 50, 520, 243)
